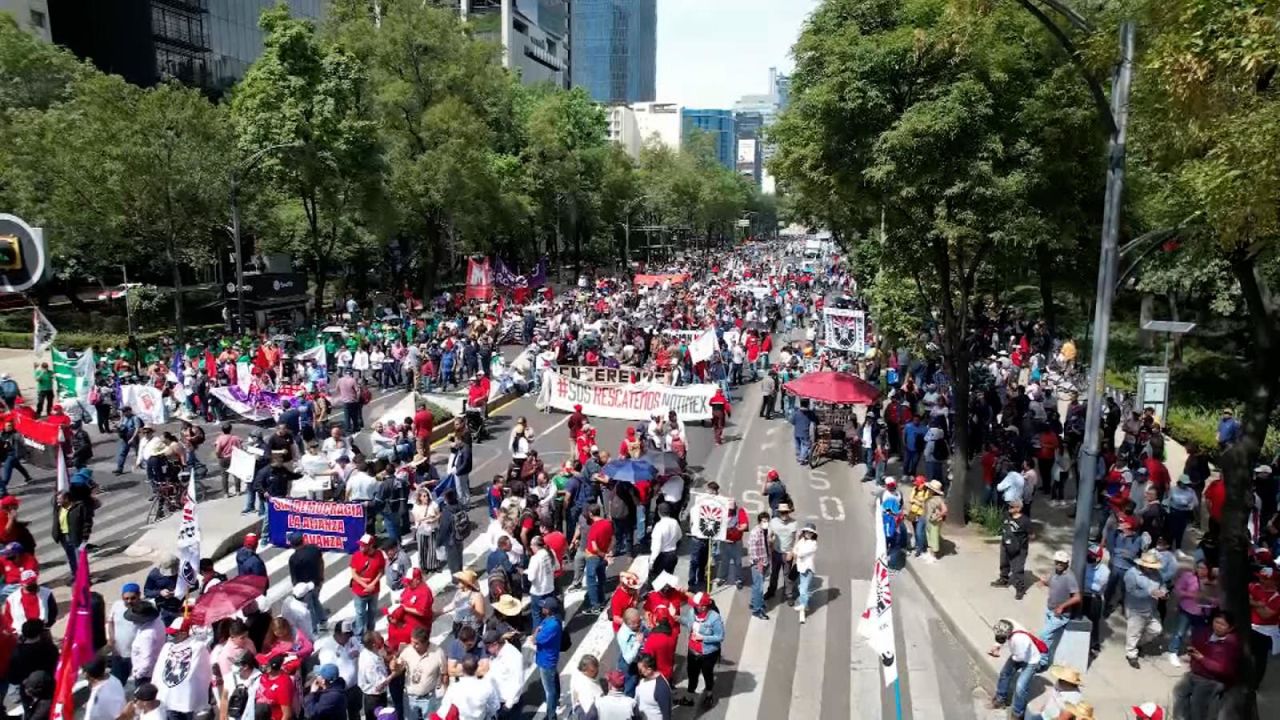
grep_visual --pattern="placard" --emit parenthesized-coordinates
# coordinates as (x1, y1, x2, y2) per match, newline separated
(536, 370, 717, 422)
(228, 447, 258, 483)
(563, 366, 674, 386)
(266, 497, 366, 553)
(689, 492, 730, 541)
(823, 307, 867, 353)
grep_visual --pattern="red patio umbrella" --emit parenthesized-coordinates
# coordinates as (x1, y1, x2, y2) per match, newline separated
(188, 574, 269, 626)
(783, 371, 880, 405)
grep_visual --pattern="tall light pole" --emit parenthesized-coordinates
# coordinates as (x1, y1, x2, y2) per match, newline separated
(1071, 22, 1136, 588)
(229, 142, 297, 333)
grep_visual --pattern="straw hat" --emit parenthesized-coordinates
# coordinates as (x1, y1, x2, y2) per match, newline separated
(1063, 701, 1095, 719)
(1049, 664, 1084, 687)
(453, 569, 480, 589)
(1135, 550, 1164, 570)
(493, 594, 530, 617)
(619, 571, 642, 590)
(926, 480, 944, 494)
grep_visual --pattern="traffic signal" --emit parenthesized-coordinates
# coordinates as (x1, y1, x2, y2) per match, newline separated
(0, 235, 22, 270)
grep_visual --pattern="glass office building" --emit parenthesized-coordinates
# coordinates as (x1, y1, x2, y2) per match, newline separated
(207, 0, 324, 91)
(682, 108, 737, 171)
(571, 0, 656, 104)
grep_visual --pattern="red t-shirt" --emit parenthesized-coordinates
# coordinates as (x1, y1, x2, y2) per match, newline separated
(640, 627, 677, 680)
(1037, 432, 1060, 461)
(543, 531, 567, 575)
(2, 554, 37, 584)
(256, 672, 295, 720)
(1249, 583, 1280, 626)
(414, 409, 434, 439)
(401, 584, 435, 631)
(1205, 481, 1226, 521)
(981, 451, 999, 486)
(643, 590, 685, 624)
(350, 550, 386, 597)
(610, 587, 638, 631)
(587, 520, 614, 556)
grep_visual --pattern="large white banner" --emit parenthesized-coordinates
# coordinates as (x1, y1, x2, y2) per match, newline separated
(823, 307, 867, 353)
(537, 370, 718, 422)
(120, 384, 168, 425)
(689, 329, 718, 365)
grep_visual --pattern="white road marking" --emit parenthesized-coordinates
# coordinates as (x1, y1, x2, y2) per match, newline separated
(788, 575, 828, 720)
(850, 579, 885, 720)
(902, 585, 945, 719)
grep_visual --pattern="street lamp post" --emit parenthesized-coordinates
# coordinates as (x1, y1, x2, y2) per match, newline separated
(228, 142, 297, 333)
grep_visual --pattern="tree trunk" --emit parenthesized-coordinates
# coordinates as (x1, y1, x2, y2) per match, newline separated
(1036, 244, 1057, 335)
(312, 256, 328, 319)
(1217, 254, 1279, 715)
(168, 238, 186, 342)
(931, 240, 973, 525)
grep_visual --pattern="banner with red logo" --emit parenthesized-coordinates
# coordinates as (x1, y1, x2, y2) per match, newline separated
(688, 492, 730, 541)
(465, 257, 494, 301)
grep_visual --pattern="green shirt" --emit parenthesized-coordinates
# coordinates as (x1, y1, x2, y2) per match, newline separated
(35, 368, 53, 392)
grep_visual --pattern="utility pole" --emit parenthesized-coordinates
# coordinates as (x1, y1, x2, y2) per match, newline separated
(1071, 21, 1136, 587)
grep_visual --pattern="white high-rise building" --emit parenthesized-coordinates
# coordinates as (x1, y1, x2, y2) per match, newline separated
(607, 105, 642, 158)
(1, 0, 52, 41)
(633, 101, 682, 151)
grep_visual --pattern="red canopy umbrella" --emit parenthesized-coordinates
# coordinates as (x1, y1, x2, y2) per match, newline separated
(188, 574, 269, 626)
(783, 371, 880, 405)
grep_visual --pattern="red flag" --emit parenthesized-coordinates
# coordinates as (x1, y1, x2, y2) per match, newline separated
(205, 350, 217, 382)
(51, 548, 93, 720)
(253, 345, 271, 371)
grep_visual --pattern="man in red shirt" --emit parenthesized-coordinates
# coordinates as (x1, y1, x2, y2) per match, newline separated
(256, 653, 296, 720)
(610, 571, 642, 632)
(1143, 453, 1172, 498)
(567, 404, 587, 452)
(413, 403, 434, 453)
(349, 533, 385, 637)
(539, 519, 567, 578)
(585, 511, 615, 613)
(1, 541, 37, 588)
(400, 567, 434, 636)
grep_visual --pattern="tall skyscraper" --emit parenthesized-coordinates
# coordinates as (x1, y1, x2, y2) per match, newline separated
(682, 108, 736, 171)
(570, 0, 655, 104)
(454, 0, 571, 89)
(46, 0, 322, 92)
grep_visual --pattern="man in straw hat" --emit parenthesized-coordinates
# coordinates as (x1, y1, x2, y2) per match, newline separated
(1038, 550, 1082, 660)
(1037, 665, 1084, 720)
(1122, 550, 1168, 668)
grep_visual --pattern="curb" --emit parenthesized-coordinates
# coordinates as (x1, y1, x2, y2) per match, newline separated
(902, 552, 1000, 686)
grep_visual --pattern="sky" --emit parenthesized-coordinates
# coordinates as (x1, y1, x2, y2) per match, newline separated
(655, 0, 821, 108)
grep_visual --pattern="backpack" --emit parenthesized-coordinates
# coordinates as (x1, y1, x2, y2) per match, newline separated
(608, 489, 629, 520)
(932, 439, 949, 461)
(226, 676, 251, 719)
(452, 506, 472, 543)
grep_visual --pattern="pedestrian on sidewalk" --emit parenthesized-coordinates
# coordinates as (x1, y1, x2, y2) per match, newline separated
(1166, 557, 1212, 666)
(531, 597, 564, 720)
(922, 480, 948, 562)
(988, 618, 1048, 719)
(112, 408, 144, 476)
(716, 499, 749, 589)
(1172, 610, 1239, 720)
(1166, 474, 1199, 550)
(709, 387, 730, 445)
(1081, 544, 1110, 660)
(1037, 550, 1082, 660)
(350, 534, 386, 638)
(1036, 665, 1084, 720)
(1122, 550, 1168, 668)
(681, 592, 724, 710)
(992, 500, 1031, 600)
(1105, 515, 1147, 617)
(907, 477, 930, 557)
(748, 512, 771, 620)
(759, 370, 778, 420)
(793, 399, 815, 465)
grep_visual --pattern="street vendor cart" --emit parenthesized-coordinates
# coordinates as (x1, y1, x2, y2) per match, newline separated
(782, 370, 880, 466)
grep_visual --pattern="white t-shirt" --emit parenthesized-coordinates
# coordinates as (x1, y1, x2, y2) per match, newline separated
(650, 517, 682, 554)
(1007, 631, 1043, 665)
(109, 599, 138, 657)
(314, 635, 359, 686)
(357, 647, 390, 694)
(86, 677, 127, 720)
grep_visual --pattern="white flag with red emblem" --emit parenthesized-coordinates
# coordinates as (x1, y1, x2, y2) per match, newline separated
(689, 491, 730, 541)
(858, 496, 898, 686)
(174, 470, 202, 599)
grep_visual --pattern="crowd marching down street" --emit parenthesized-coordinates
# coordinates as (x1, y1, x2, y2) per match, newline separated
(0, 236, 1275, 720)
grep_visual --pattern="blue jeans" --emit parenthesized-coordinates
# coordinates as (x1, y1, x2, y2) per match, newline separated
(751, 565, 766, 614)
(380, 509, 400, 540)
(794, 435, 811, 464)
(797, 569, 814, 611)
(718, 541, 743, 586)
(995, 659, 1037, 716)
(2, 454, 31, 490)
(585, 555, 606, 609)
(353, 594, 377, 637)
(243, 488, 259, 513)
(1041, 609, 1072, 658)
(62, 539, 78, 579)
(913, 516, 928, 556)
(539, 665, 560, 719)
(634, 504, 647, 547)
(305, 588, 329, 625)
(1167, 609, 1206, 655)
(405, 694, 440, 720)
(903, 450, 918, 476)
(114, 440, 134, 473)
(455, 473, 471, 506)
(617, 654, 639, 696)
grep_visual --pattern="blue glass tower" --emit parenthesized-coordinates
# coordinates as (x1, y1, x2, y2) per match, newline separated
(682, 108, 737, 171)
(570, 0, 656, 104)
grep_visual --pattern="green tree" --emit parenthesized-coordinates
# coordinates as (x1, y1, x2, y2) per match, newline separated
(231, 5, 385, 311)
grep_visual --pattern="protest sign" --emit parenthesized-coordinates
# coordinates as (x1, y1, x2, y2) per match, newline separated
(266, 497, 366, 553)
(119, 384, 168, 425)
(228, 447, 258, 483)
(562, 366, 675, 386)
(689, 492, 731, 541)
(823, 307, 867, 353)
(537, 370, 717, 422)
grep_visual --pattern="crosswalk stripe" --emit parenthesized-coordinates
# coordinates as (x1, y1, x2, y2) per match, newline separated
(849, 579, 884, 720)
(787, 575, 827, 720)
(901, 583, 944, 719)
(718, 593, 774, 718)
